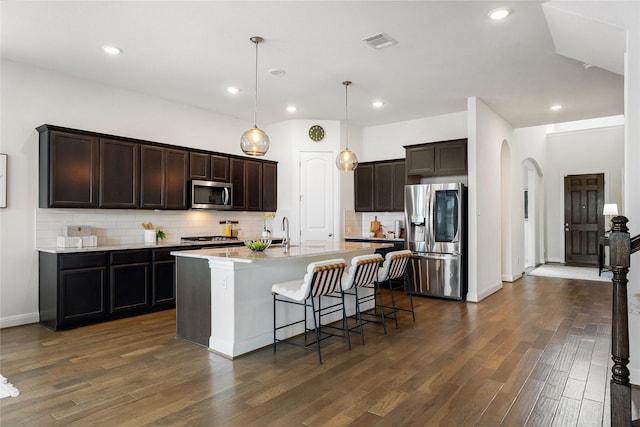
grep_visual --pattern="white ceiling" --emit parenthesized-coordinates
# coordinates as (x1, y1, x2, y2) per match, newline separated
(0, 1, 630, 129)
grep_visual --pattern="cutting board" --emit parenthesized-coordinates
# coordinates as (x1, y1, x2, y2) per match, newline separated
(370, 216, 383, 238)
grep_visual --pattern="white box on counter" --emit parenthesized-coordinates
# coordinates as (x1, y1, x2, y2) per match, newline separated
(62, 225, 93, 237)
(56, 235, 98, 248)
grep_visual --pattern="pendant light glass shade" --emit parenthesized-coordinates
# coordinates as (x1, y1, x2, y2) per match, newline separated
(336, 80, 358, 171)
(241, 36, 270, 156)
(336, 147, 359, 171)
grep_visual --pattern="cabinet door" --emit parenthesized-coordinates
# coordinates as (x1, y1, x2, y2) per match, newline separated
(230, 158, 246, 210)
(435, 141, 467, 175)
(211, 155, 230, 182)
(152, 248, 176, 307)
(245, 160, 263, 211)
(189, 152, 211, 180)
(153, 260, 176, 306)
(59, 266, 107, 325)
(392, 161, 406, 212)
(165, 148, 189, 209)
(262, 162, 277, 212)
(99, 138, 139, 208)
(110, 263, 150, 314)
(354, 164, 374, 212)
(406, 145, 435, 176)
(374, 163, 394, 211)
(140, 145, 165, 209)
(47, 131, 99, 208)
(110, 249, 150, 314)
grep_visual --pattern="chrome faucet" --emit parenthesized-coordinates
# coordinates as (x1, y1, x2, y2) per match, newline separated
(281, 217, 290, 250)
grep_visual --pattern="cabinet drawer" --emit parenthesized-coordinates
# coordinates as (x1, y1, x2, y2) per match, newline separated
(110, 249, 150, 265)
(153, 247, 180, 262)
(59, 252, 107, 270)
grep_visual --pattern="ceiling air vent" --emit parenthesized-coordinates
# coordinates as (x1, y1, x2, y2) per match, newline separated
(362, 32, 398, 50)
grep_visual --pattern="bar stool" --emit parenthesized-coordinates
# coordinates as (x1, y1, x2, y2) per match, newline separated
(377, 250, 414, 329)
(340, 253, 384, 344)
(272, 258, 348, 364)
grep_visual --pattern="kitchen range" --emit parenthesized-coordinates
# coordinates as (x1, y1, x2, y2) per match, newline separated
(405, 183, 467, 300)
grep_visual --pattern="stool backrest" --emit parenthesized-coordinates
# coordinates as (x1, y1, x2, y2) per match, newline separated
(343, 254, 383, 290)
(379, 250, 412, 281)
(303, 258, 347, 298)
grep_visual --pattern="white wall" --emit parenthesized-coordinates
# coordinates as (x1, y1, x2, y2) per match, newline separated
(361, 112, 467, 162)
(545, 126, 624, 263)
(0, 60, 276, 327)
(467, 97, 514, 302)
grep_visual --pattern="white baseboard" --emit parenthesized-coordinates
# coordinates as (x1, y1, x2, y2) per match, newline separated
(467, 281, 503, 302)
(502, 272, 523, 282)
(0, 312, 40, 329)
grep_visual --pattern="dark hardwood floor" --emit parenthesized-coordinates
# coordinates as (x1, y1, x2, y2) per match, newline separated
(0, 274, 612, 426)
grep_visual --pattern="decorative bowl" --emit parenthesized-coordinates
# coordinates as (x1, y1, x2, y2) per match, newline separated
(244, 239, 271, 252)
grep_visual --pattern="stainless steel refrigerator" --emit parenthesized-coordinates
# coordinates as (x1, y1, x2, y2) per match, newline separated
(404, 183, 467, 300)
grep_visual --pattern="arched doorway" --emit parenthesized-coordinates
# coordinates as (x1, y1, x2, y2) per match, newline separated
(522, 158, 543, 269)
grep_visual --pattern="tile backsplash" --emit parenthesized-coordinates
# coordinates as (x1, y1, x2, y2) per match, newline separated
(344, 210, 405, 238)
(35, 208, 270, 248)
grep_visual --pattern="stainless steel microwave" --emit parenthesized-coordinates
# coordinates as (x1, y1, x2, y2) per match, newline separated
(190, 180, 233, 210)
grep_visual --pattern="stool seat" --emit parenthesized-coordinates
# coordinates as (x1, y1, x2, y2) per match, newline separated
(272, 258, 349, 364)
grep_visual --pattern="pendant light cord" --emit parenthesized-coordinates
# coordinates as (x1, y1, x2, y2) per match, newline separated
(343, 81, 351, 150)
(253, 40, 259, 127)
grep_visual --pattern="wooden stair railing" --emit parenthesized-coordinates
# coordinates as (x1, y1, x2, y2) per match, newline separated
(610, 216, 640, 426)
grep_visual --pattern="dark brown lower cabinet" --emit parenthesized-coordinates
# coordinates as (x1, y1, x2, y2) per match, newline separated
(152, 247, 180, 307)
(110, 250, 151, 314)
(40, 251, 108, 331)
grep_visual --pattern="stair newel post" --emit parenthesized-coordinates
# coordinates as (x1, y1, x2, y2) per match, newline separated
(609, 215, 631, 427)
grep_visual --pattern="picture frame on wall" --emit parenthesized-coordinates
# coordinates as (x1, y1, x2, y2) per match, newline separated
(0, 153, 6, 208)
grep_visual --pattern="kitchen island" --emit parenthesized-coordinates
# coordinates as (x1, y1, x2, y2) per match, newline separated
(171, 241, 391, 358)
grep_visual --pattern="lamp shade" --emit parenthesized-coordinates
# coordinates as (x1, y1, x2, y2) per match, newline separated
(336, 148, 358, 171)
(240, 127, 270, 156)
(603, 203, 618, 216)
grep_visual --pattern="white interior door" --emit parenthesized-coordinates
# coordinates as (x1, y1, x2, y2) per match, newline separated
(299, 151, 334, 242)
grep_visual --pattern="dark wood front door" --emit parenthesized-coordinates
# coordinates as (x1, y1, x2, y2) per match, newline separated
(564, 173, 604, 265)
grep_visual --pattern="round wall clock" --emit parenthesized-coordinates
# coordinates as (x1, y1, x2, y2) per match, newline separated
(308, 125, 325, 142)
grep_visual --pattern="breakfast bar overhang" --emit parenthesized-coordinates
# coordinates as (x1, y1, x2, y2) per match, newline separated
(171, 242, 391, 358)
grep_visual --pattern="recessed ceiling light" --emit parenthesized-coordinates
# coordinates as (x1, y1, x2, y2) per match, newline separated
(226, 87, 240, 94)
(102, 45, 122, 55)
(269, 68, 285, 77)
(550, 104, 563, 111)
(488, 8, 511, 20)
(372, 100, 384, 108)
(286, 105, 297, 113)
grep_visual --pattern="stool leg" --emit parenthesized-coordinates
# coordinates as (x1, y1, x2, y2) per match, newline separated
(341, 290, 351, 350)
(310, 296, 322, 364)
(376, 280, 387, 335)
(388, 280, 399, 329)
(273, 295, 277, 352)
(408, 287, 416, 322)
(354, 287, 365, 345)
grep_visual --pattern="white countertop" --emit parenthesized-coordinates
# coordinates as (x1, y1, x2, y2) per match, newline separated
(344, 236, 405, 243)
(37, 239, 243, 254)
(171, 241, 392, 264)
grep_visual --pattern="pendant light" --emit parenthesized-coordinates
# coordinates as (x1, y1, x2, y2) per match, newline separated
(336, 81, 358, 171)
(240, 36, 270, 156)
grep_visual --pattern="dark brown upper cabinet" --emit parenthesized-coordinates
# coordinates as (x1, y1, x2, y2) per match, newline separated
(262, 162, 278, 212)
(38, 126, 99, 208)
(140, 146, 189, 210)
(230, 157, 275, 211)
(355, 160, 404, 212)
(405, 139, 467, 184)
(189, 152, 211, 180)
(211, 155, 230, 182)
(38, 125, 274, 212)
(354, 163, 375, 212)
(99, 138, 139, 208)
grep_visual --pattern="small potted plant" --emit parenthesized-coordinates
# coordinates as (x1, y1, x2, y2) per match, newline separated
(156, 229, 167, 242)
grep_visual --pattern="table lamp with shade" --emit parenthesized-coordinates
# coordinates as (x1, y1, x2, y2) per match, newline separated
(603, 203, 618, 233)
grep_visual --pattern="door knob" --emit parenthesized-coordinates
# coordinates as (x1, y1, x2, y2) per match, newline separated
(328, 233, 333, 237)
